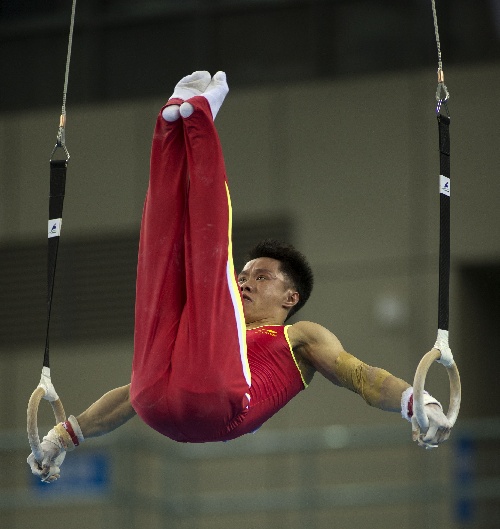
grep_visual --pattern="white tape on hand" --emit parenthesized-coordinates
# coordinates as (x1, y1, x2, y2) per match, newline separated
(401, 387, 413, 422)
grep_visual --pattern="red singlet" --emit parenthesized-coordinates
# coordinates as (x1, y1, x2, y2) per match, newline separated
(224, 325, 306, 441)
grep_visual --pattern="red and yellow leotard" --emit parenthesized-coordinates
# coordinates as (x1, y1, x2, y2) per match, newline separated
(132, 324, 306, 443)
(225, 325, 307, 441)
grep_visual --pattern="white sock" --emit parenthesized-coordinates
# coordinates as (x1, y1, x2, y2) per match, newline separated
(162, 71, 212, 122)
(162, 105, 180, 122)
(180, 71, 229, 120)
(170, 70, 211, 100)
(202, 71, 229, 120)
(179, 102, 195, 119)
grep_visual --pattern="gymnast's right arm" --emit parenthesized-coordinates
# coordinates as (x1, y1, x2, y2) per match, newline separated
(76, 384, 136, 438)
(27, 384, 135, 482)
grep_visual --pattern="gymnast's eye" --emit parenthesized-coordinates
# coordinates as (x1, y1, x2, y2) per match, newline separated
(238, 276, 246, 283)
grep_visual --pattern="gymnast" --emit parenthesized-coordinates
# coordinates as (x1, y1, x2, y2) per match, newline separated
(28, 71, 453, 483)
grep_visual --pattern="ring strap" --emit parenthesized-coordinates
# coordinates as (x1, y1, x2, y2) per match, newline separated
(437, 115, 450, 332)
(44, 159, 68, 369)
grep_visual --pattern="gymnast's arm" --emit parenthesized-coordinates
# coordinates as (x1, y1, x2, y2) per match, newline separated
(76, 384, 136, 438)
(290, 321, 410, 411)
(27, 384, 136, 482)
(290, 321, 451, 447)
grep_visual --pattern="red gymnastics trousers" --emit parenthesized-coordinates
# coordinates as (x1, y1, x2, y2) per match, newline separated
(130, 96, 252, 443)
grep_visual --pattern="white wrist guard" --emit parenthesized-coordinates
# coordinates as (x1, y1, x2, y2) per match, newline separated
(68, 415, 85, 444)
(43, 415, 84, 452)
(401, 387, 442, 422)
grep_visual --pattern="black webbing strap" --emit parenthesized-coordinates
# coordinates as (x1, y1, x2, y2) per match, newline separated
(44, 159, 68, 369)
(437, 114, 450, 332)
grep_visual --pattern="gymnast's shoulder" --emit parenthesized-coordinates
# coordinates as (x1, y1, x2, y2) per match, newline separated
(287, 320, 344, 357)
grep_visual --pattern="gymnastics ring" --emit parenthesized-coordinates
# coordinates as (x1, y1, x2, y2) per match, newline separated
(413, 348, 461, 432)
(27, 387, 66, 463)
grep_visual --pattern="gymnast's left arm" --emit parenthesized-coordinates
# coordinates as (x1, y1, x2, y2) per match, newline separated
(291, 321, 408, 410)
(289, 321, 452, 446)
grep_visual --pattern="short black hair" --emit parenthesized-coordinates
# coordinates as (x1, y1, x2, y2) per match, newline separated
(246, 239, 314, 321)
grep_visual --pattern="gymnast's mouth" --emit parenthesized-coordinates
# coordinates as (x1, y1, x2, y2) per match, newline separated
(242, 294, 252, 302)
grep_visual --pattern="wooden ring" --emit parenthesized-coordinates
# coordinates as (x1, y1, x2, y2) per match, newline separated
(413, 348, 461, 430)
(27, 386, 66, 463)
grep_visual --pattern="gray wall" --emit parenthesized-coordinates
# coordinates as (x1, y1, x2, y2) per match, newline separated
(1, 62, 499, 528)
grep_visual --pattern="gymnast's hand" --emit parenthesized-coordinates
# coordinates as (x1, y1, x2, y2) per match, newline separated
(412, 403, 452, 449)
(27, 429, 66, 483)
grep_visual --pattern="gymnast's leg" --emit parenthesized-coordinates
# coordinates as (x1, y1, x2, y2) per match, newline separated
(161, 74, 252, 442)
(130, 72, 212, 426)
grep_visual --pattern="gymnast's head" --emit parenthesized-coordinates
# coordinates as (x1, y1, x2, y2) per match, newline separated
(239, 239, 314, 323)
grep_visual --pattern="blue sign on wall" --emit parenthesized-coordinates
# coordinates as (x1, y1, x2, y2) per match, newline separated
(454, 436, 475, 524)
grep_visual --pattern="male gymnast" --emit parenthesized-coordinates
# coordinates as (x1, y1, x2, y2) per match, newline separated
(28, 71, 452, 483)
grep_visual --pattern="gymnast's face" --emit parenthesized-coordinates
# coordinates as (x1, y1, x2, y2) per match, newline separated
(238, 257, 298, 325)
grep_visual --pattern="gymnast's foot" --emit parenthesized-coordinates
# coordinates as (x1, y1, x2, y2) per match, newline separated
(162, 71, 212, 122)
(180, 71, 229, 120)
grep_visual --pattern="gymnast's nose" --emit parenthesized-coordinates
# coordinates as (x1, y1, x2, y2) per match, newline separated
(241, 280, 254, 292)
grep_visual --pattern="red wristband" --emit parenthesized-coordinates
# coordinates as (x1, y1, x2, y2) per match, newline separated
(62, 420, 79, 447)
(407, 394, 414, 419)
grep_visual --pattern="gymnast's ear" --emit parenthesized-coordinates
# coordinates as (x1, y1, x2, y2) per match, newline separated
(283, 290, 299, 310)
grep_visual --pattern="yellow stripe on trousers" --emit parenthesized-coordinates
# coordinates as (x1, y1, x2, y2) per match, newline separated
(225, 182, 250, 386)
